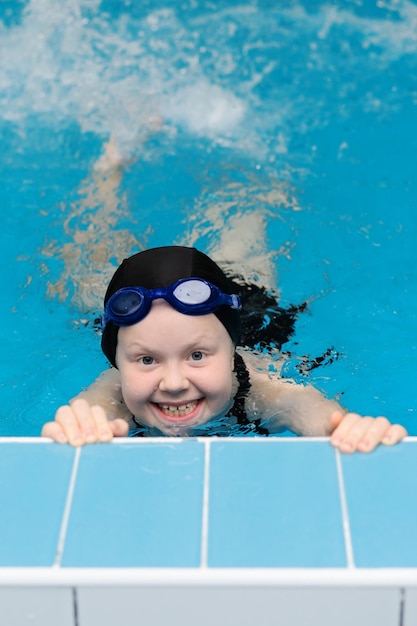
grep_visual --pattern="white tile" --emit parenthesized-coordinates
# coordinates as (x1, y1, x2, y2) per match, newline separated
(0, 588, 73, 626)
(78, 585, 400, 626)
(404, 587, 417, 626)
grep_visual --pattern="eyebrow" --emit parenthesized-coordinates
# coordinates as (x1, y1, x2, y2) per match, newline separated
(121, 340, 153, 352)
(122, 335, 219, 353)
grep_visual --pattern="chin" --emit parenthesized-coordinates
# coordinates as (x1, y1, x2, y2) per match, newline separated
(155, 416, 206, 436)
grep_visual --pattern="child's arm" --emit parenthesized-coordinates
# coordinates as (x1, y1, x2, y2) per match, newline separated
(244, 353, 407, 452)
(75, 368, 131, 421)
(41, 369, 131, 446)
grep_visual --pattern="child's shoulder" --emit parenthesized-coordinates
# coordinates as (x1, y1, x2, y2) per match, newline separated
(75, 367, 134, 424)
(237, 347, 284, 383)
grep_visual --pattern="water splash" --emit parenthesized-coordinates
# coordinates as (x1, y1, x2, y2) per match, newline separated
(0, 2, 248, 157)
(1, 0, 417, 160)
(180, 175, 301, 292)
(6, 0, 415, 313)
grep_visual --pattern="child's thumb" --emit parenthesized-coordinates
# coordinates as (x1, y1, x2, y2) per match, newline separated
(329, 410, 345, 432)
(111, 419, 130, 437)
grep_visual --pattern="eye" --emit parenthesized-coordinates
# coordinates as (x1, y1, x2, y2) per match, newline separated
(139, 355, 154, 366)
(190, 351, 204, 361)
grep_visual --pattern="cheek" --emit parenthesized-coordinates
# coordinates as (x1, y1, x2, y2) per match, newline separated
(211, 359, 234, 400)
(119, 367, 148, 403)
(119, 376, 154, 421)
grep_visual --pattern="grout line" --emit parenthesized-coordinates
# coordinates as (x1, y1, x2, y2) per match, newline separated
(72, 587, 79, 626)
(54, 447, 82, 567)
(398, 587, 406, 626)
(196, 436, 330, 443)
(335, 449, 355, 569)
(200, 439, 211, 569)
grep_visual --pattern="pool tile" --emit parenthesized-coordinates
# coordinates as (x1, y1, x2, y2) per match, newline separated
(77, 587, 400, 626)
(341, 442, 417, 567)
(61, 441, 205, 567)
(0, 588, 73, 626)
(207, 440, 346, 567)
(0, 443, 75, 566)
(405, 588, 417, 626)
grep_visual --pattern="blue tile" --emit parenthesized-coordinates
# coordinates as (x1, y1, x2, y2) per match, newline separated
(208, 440, 346, 567)
(0, 443, 75, 566)
(342, 441, 417, 567)
(61, 441, 205, 567)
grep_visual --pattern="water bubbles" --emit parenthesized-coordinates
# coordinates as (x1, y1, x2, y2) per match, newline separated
(0, 0, 416, 162)
(166, 79, 246, 136)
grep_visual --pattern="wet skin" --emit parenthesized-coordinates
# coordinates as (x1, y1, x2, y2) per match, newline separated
(115, 300, 235, 435)
(41, 301, 408, 449)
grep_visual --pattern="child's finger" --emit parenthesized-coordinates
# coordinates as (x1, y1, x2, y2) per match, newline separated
(110, 418, 130, 438)
(330, 412, 361, 443)
(381, 423, 408, 446)
(69, 399, 103, 444)
(329, 410, 346, 432)
(331, 414, 406, 453)
(55, 404, 86, 446)
(331, 413, 376, 453)
(89, 407, 129, 440)
(90, 405, 115, 442)
(41, 421, 68, 444)
(339, 417, 377, 453)
(56, 399, 104, 446)
(355, 416, 392, 452)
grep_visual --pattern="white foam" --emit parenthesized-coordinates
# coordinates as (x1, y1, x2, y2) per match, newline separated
(0, 1, 249, 156)
(165, 79, 246, 136)
(0, 0, 416, 159)
(313, 1, 417, 61)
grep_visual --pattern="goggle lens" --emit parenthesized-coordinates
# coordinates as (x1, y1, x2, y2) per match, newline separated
(111, 291, 144, 316)
(172, 279, 212, 305)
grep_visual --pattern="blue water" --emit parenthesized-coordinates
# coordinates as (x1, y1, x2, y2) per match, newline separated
(1, 0, 416, 436)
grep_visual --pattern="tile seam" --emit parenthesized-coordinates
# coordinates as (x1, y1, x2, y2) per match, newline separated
(399, 587, 406, 626)
(72, 587, 79, 626)
(54, 447, 81, 567)
(335, 449, 355, 569)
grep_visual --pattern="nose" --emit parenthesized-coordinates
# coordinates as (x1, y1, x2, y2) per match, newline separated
(158, 362, 190, 395)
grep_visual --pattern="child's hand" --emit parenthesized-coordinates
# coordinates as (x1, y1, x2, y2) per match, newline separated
(329, 410, 407, 453)
(41, 398, 129, 446)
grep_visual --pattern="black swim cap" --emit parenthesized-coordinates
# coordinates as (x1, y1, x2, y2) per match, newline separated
(101, 246, 241, 367)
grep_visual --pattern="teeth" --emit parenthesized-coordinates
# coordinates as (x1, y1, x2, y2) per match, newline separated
(159, 401, 198, 417)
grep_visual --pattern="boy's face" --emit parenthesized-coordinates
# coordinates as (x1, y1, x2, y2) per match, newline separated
(116, 300, 235, 434)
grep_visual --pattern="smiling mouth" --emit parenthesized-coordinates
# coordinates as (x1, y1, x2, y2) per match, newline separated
(154, 400, 201, 421)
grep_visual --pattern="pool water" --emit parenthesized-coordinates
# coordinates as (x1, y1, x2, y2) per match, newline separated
(1, 0, 416, 436)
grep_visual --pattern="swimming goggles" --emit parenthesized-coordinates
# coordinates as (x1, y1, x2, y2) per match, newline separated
(102, 277, 241, 327)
